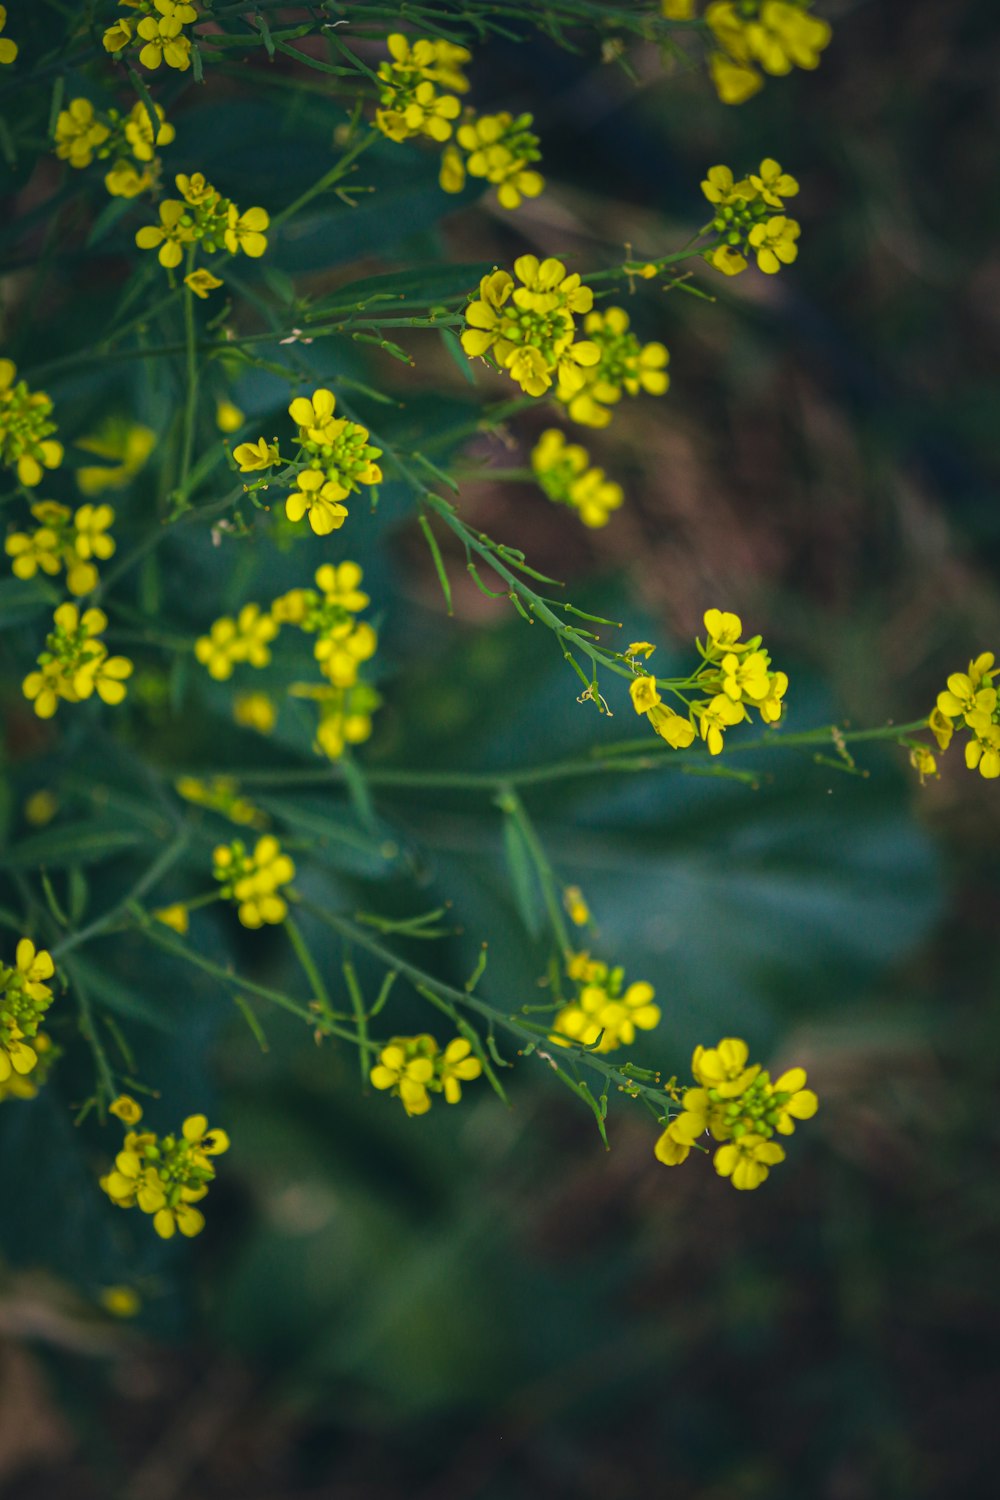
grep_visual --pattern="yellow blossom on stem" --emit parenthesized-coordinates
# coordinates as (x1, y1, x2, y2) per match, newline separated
(0, 359, 63, 486)
(22, 604, 133, 718)
(530, 429, 624, 527)
(194, 604, 278, 681)
(551, 955, 659, 1054)
(213, 836, 295, 928)
(0, 940, 56, 1084)
(101, 1111, 229, 1240)
(234, 691, 277, 734)
(370, 1033, 482, 1114)
(462, 258, 598, 399)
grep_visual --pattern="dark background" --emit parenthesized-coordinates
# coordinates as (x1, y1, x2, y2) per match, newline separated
(2, 1, 1000, 1495)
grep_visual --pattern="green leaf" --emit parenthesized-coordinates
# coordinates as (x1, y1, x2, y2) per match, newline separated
(0, 820, 155, 871)
(502, 816, 543, 940)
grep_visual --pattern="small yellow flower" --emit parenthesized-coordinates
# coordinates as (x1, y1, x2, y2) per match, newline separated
(909, 745, 938, 785)
(370, 1035, 439, 1116)
(216, 400, 245, 433)
(54, 98, 111, 168)
(214, 836, 295, 928)
(630, 675, 662, 715)
(234, 691, 277, 734)
(714, 1134, 786, 1189)
(563, 886, 590, 927)
(76, 421, 155, 496)
(0, 3, 19, 64)
(154, 903, 189, 934)
(185, 268, 224, 298)
(0, 939, 56, 1084)
(286, 471, 350, 536)
(100, 1286, 142, 1318)
(24, 790, 58, 827)
(233, 437, 279, 471)
(225, 204, 269, 259)
(438, 1038, 482, 1103)
(749, 157, 799, 207)
(101, 1111, 228, 1240)
(110, 1094, 144, 1125)
(747, 214, 801, 273)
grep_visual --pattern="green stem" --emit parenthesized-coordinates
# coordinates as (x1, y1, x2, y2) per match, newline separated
(178, 246, 199, 502)
(497, 788, 572, 956)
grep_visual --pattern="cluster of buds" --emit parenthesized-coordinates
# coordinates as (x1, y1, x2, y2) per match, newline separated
(0, 360, 63, 488)
(5, 501, 115, 595)
(550, 952, 660, 1054)
(655, 1037, 818, 1190)
(22, 605, 133, 720)
(629, 609, 788, 756)
(213, 836, 295, 929)
(54, 97, 175, 198)
(101, 1102, 230, 1240)
(370, 1034, 483, 1116)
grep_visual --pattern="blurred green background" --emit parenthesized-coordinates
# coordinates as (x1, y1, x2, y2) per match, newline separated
(2, 1, 1000, 1495)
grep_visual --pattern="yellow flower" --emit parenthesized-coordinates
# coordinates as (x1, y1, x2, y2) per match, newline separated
(370, 1035, 439, 1116)
(454, 112, 544, 210)
(110, 1094, 144, 1125)
(101, 1111, 229, 1240)
(694, 693, 745, 755)
(909, 745, 938, 784)
(216, 400, 245, 433)
(720, 648, 771, 703)
(54, 98, 111, 168)
(747, 214, 801, 273)
(749, 157, 799, 207)
(703, 607, 747, 654)
(0, 359, 63, 486)
(462, 259, 598, 399)
(225, 203, 269, 259)
(314, 620, 378, 688)
(439, 144, 466, 194)
(233, 437, 279, 471)
(100, 1286, 141, 1318)
(692, 1036, 760, 1096)
(105, 160, 154, 198)
(662, 0, 697, 16)
(234, 691, 277, 734)
(375, 35, 469, 144)
(0, 3, 18, 64)
(214, 836, 295, 928)
(22, 603, 132, 717)
(563, 886, 590, 926)
(560, 307, 669, 429)
(0, 939, 56, 1084)
(154, 903, 190, 934)
(286, 471, 350, 536)
(700, 164, 754, 206)
(135, 11, 194, 73)
(647, 703, 696, 748)
(194, 604, 277, 680)
(708, 50, 764, 104)
(124, 99, 176, 161)
(315, 561, 370, 613)
(135, 198, 193, 268)
(630, 675, 662, 715)
(531, 428, 624, 526)
(714, 1133, 786, 1189)
(551, 957, 659, 1054)
(76, 420, 155, 495)
(438, 1038, 482, 1103)
(102, 19, 134, 56)
(185, 268, 224, 298)
(928, 707, 953, 752)
(24, 789, 58, 827)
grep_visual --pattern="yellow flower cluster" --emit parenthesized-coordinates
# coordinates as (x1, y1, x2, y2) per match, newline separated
(701, 159, 800, 276)
(461, 257, 599, 398)
(234, 389, 382, 537)
(559, 307, 669, 428)
(531, 430, 624, 529)
(22, 604, 133, 719)
(0, 4, 15, 66)
(0, 940, 56, 1086)
(0, 359, 63, 487)
(103, 0, 199, 73)
(440, 112, 545, 210)
(6, 501, 116, 595)
(136, 172, 269, 294)
(629, 608, 788, 755)
(375, 33, 471, 144)
(54, 97, 175, 198)
(76, 420, 156, 495)
(194, 564, 382, 761)
(213, 836, 295, 928)
(175, 775, 264, 828)
(655, 1037, 818, 1189)
(233, 691, 277, 734)
(551, 953, 660, 1054)
(101, 1105, 230, 1240)
(927, 652, 1000, 780)
(705, 1, 832, 105)
(370, 1034, 483, 1116)
(194, 604, 277, 681)
(0, 1032, 58, 1103)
